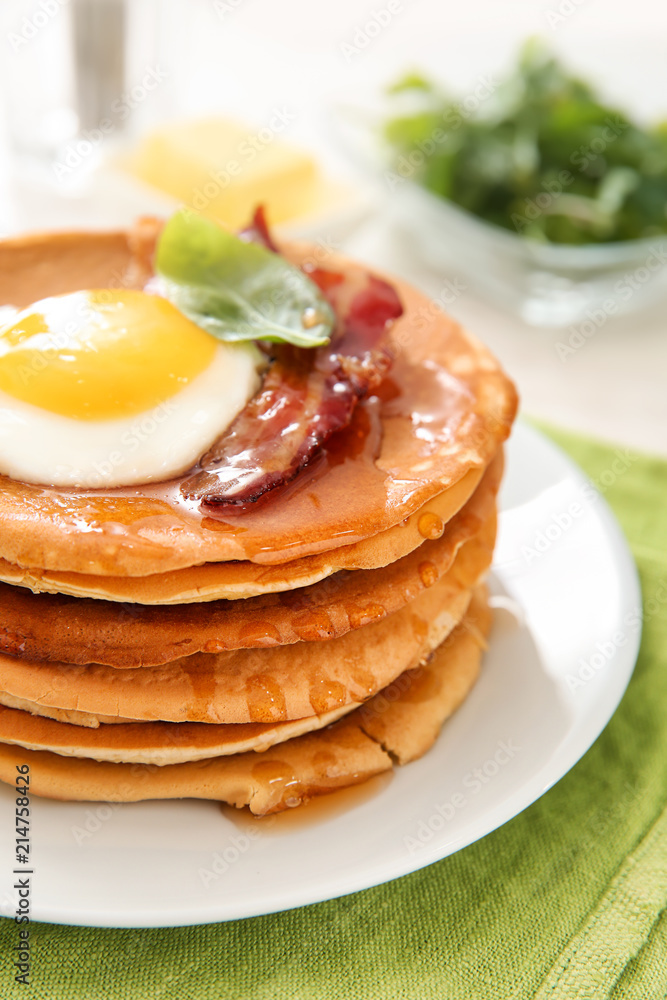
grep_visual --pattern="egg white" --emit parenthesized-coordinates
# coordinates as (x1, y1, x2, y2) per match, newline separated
(0, 340, 262, 488)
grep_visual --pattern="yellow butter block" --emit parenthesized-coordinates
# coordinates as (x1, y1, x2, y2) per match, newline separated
(125, 117, 321, 228)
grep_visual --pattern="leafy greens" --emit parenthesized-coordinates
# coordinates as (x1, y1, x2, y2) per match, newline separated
(383, 40, 667, 244)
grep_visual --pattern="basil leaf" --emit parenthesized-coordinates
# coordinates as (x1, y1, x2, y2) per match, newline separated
(155, 210, 334, 348)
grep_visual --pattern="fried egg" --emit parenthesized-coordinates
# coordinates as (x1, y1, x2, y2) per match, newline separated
(0, 289, 262, 488)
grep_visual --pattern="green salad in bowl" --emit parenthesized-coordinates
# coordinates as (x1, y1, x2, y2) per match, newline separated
(381, 41, 667, 324)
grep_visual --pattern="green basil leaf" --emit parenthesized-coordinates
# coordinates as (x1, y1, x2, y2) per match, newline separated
(155, 210, 335, 348)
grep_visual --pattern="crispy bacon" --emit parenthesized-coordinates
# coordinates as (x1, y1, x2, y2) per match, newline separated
(181, 272, 403, 508)
(238, 205, 279, 252)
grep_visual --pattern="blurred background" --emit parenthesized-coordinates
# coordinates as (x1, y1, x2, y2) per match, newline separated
(0, 0, 665, 453)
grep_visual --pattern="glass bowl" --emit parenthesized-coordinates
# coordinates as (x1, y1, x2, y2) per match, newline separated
(389, 180, 667, 327)
(330, 87, 667, 329)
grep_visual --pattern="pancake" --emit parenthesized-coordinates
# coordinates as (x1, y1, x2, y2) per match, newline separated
(0, 692, 136, 727)
(0, 447, 499, 612)
(0, 459, 498, 666)
(0, 461, 487, 605)
(0, 228, 147, 307)
(0, 571, 478, 724)
(0, 701, 357, 764)
(0, 231, 517, 577)
(358, 586, 492, 764)
(0, 716, 390, 814)
(0, 510, 495, 667)
(0, 589, 490, 812)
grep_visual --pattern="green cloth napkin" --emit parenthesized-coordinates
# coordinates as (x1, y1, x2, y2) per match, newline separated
(2, 425, 667, 1000)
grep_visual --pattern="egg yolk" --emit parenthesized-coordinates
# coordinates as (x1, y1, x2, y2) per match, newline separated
(0, 289, 217, 421)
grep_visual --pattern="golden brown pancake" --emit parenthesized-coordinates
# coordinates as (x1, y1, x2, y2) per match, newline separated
(358, 587, 492, 764)
(0, 573, 477, 724)
(0, 229, 147, 307)
(0, 461, 486, 604)
(0, 692, 135, 727)
(0, 462, 498, 666)
(0, 701, 357, 763)
(0, 589, 490, 812)
(0, 232, 517, 577)
(0, 717, 390, 814)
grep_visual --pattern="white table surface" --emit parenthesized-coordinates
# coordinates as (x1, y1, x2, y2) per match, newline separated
(0, 0, 664, 457)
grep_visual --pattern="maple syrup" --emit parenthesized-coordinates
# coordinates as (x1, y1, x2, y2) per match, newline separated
(222, 770, 394, 832)
(418, 560, 439, 588)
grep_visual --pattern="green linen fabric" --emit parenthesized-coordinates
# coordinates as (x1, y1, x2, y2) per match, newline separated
(1, 424, 666, 1000)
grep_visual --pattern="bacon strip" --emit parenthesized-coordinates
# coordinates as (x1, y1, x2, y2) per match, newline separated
(238, 205, 279, 252)
(181, 273, 403, 508)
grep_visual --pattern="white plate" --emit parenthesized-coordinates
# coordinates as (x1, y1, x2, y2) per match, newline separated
(0, 422, 641, 928)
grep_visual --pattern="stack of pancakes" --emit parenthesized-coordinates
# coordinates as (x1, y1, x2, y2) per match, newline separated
(0, 229, 517, 815)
